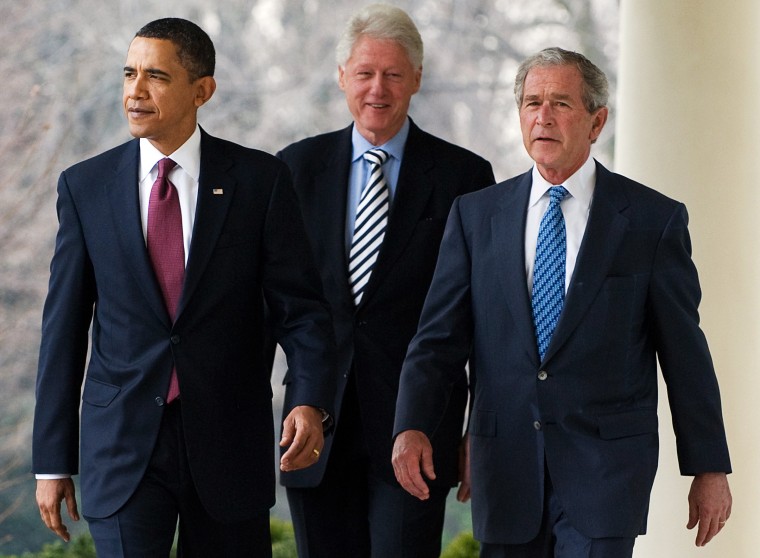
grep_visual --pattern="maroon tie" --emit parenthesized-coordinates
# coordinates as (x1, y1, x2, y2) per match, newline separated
(147, 157, 183, 402)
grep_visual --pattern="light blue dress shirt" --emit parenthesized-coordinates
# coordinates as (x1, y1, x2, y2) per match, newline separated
(344, 118, 410, 254)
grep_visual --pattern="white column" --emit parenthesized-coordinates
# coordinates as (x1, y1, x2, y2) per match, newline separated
(616, 2, 759, 557)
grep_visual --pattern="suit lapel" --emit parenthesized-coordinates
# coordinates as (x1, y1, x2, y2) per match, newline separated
(357, 121, 436, 308)
(178, 131, 236, 317)
(325, 130, 354, 304)
(544, 162, 630, 362)
(106, 140, 171, 326)
(492, 172, 539, 364)
(307, 127, 355, 307)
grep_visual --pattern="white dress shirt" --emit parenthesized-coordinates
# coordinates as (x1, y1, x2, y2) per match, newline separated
(524, 156, 597, 295)
(138, 126, 201, 264)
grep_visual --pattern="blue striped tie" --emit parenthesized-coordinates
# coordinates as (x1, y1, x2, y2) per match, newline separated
(532, 185, 569, 360)
(348, 149, 389, 306)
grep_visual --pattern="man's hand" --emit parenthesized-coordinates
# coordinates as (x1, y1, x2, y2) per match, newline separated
(687, 472, 732, 546)
(279, 405, 325, 472)
(36, 478, 79, 542)
(392, 429, 435, 500)
(456, 432, 471, 502)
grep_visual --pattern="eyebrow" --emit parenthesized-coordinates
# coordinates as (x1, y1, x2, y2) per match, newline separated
(123, 66, 171, 79)
(524, 93, 573, 102)
(549, 93, 573, 101)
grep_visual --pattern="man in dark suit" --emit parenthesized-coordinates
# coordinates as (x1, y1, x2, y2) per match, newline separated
(275, 5, 494, 557)
(392, 47, 732, 557)
(33, 18, 335, 558)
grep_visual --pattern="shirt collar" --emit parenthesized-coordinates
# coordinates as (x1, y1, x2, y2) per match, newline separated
(139, 126, 202, 181)
(529, 156, 597, 209)
(350, 117, 410, 164)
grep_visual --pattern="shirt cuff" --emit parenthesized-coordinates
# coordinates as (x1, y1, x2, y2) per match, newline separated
(35, 474, 71, 480)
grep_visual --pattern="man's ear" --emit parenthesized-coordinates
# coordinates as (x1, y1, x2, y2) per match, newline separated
(412, 66, 422, 94)
(589, 106, 608, 142)
(195, 76, 217, 107)
(338, 66, 347, 91)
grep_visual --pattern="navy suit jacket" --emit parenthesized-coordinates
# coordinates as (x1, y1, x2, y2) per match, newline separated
(33, 129, 336, 522)
(277, 120, 494, 487)
(394, 161, 731, 543)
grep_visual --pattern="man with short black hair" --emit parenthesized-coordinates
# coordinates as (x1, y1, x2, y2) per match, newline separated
(33, 17, 336, 557)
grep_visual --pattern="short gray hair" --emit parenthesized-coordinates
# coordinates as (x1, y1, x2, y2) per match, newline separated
(514, 47, 608, 113)
(335, 3, 423, 69)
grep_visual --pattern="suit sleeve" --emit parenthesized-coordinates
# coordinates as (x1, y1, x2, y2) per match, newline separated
(260, 163, 337, 416)
(649, 203, 731, 474)
(393, 196, 474, 438)
(33, 171, 96, 474)
(258, 148, 294, 378)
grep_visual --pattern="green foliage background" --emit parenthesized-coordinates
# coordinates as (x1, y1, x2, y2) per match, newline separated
(0, 519, 478, 558)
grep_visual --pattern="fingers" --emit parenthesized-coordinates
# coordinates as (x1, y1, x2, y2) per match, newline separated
(394, 457, 430, 500)
(279, 417, 295, 448)
(64, 488, 81, 523)
(392, 430, 435, 500)
(456, 481, 471, 503)
(420, 450, 436, 483)
(693, 512, 730, 546)
(687, 472, 732, 546)
(456, 433, 471, 502)
(36, 479, 79, 542)
(686, 503, 698, 531)
(280, 406, 324, 472)
(694, 516, 724, 547)
(280, 429, 322, 471)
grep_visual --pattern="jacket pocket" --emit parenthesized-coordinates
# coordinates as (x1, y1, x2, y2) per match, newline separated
(81, 377, 121, 407)
(597, 407, 657, 440)
(470, 410, 497, 437)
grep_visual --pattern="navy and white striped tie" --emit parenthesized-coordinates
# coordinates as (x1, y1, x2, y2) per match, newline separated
(532, 185, 569, 360)
(348, 149, 389, 306)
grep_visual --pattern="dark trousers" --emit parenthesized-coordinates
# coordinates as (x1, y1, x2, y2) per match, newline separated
(85, 401, 272, 558)
(479, 471, 635, 558)
(287, 375, 450, 558)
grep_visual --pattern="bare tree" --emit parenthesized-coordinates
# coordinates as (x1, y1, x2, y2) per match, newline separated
(0, 0, 617, 551)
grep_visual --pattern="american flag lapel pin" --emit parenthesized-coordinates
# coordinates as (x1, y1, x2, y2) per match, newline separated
(212, 188, 224, 195)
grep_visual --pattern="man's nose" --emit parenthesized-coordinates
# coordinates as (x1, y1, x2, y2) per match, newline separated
(368, 74, 386, 95)
(536, 103, 554, 126)
(125, 75, 147, 98)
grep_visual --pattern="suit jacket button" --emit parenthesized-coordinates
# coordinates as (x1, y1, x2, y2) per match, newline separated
(155, 396, 165, 407)
(170, 335, 180, 344)
(538, 371, 548, 381)
(533, 420, 542, 431)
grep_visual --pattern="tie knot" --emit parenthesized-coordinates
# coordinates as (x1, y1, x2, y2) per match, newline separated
(363, 149, 389, 167)
(548, 185, 569, 204)
(157, 158, 177, 179)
